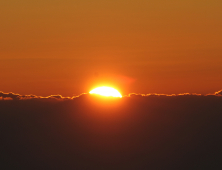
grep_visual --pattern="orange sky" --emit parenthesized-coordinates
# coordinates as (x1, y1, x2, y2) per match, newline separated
(1, 0, 222, 96)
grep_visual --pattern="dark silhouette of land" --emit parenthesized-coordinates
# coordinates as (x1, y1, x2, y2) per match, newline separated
(1, 94, 222, 169)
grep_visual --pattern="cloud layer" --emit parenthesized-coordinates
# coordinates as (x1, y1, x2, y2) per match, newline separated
(1, 89, 222, 101)
(1, 90, 222, 169)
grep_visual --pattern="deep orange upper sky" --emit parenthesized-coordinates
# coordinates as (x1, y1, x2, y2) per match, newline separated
(1, 0, 222, 96)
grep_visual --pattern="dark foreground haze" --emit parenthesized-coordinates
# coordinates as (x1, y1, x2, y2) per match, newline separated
(1, 94, 222, 169)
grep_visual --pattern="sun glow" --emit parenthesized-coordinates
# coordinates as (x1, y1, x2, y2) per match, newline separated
(89, 86, 122, 98)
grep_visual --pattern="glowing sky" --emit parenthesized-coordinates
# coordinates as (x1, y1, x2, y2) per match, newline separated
(1, 0, 222, 96)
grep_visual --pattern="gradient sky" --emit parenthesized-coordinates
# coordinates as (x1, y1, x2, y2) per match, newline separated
(1, 0, 222, 96)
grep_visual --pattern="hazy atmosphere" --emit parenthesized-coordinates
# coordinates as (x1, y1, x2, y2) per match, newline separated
(1, 0, 222, 96)
(1, 1, 222, 169)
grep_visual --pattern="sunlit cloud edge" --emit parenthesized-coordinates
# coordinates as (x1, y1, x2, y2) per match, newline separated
(0, 90, 222, 101)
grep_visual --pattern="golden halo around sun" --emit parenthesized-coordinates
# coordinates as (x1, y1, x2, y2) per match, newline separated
(89, 86, 122, 98)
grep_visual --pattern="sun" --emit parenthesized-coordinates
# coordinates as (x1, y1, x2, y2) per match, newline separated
(89, 86, 122, 98)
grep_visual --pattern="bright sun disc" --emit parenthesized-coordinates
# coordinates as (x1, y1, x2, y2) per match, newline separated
(89, 86, 122, 98)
